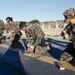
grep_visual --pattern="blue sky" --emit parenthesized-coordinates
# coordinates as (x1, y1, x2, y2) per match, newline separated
(0, 0, 75, 22)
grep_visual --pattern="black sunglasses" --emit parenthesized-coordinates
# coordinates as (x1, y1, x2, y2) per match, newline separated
(7, 20, 10, 23)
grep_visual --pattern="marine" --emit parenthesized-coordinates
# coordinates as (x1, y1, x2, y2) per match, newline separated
(19, 22, 52, 55)
(60, 8, 75, 62)
(5, 17, 22, 48)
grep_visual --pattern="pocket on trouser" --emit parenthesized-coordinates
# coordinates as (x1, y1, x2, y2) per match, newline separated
(60, 52, 73, 62)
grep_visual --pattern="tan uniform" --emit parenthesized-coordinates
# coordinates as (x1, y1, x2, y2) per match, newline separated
(6, 22, 22, 48)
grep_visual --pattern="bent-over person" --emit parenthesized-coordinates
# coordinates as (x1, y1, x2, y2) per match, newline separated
(19, 22, 52, 55)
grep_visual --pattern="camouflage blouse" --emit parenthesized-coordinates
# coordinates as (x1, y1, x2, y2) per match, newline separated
(6, 22, 20, 34)
(25, 24, 44, 47)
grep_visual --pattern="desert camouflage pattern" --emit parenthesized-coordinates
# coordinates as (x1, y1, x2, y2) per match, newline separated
(6, 22, 21, 34)
(6, 22, 22, 48)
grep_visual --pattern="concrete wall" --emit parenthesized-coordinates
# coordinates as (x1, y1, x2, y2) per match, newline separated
(42, 28, 63, 36)
(39, 23, 67, 36)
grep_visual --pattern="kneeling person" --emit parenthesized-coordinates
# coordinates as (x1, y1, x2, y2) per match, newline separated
(60, 8, 75, 62)
(6, 17, 22, 48)
(19, 22, 52, 55)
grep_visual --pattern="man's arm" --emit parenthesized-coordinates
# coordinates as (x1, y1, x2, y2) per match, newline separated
(61, 24, 71, 39)
(62, 30, 69, 39)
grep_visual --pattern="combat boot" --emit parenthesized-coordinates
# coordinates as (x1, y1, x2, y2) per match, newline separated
(11, 41, 18, 49)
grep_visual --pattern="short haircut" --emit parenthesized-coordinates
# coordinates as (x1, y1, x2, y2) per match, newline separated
(19, 21, 26, 29)
(6, 17, 13, 21)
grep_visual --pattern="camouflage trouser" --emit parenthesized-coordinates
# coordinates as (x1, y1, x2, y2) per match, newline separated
(34, 45, 47, 55)
(60, 52, 73, 61)
(28, 37, 48, 55)
(60, 42, 75, 61)
(33, 38, 47, 55)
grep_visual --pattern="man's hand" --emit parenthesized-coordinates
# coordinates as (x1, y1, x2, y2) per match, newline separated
(62, 30, 69, 39)
(29, 45, 34, 50)
(8, 30, 14, 34)
(64, 33, 69, 39)
(27, 42, 31, 47)
(61, 30, 69, 39)
(27, 42, 34, 50)
(62, 30, 67, 34)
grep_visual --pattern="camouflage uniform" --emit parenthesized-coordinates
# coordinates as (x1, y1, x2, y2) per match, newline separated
(25, 24, 47, 55)
(6, 22, 22, 48)
(0, 20, 5, 44)
(60, 8, 75, 61)
(60, 24, 75, 61)
(0, 20, 4, 36)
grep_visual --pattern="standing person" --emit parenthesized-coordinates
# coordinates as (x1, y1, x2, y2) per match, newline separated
(19, 22, 52, 55)
(5, 17, 22, 48)
(0, 20, 5, 44)
(60, 8, 75, 62)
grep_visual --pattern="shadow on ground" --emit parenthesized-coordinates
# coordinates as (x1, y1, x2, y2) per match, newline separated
(0, 46, 27, 75)
(0, 36, 75, 75)
(45, 38, 67, 60)
(0, 46, 75, 75)
(46, 38, 75, 68)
